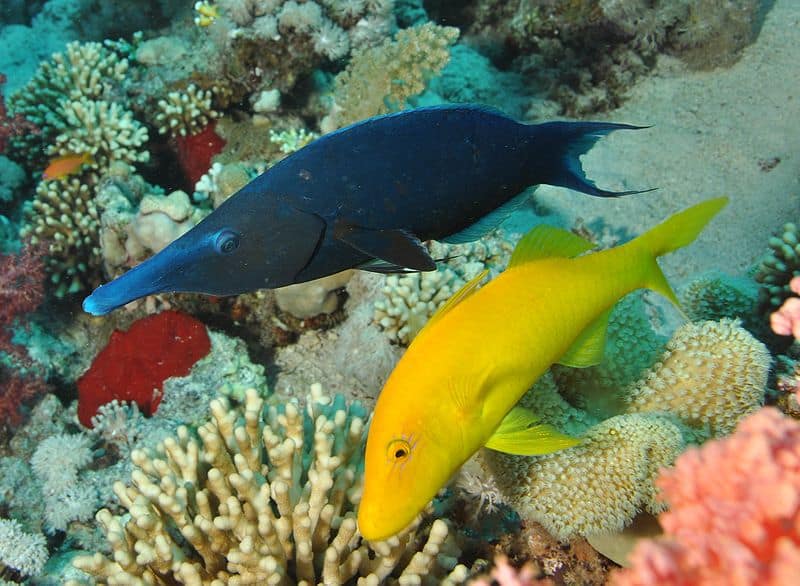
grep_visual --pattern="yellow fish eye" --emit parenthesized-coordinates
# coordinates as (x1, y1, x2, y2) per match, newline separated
(387, 439, 411, 462)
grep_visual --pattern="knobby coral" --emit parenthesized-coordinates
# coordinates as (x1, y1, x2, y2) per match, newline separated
(613, 408, 800, 586)
(71, 386, 469, 584)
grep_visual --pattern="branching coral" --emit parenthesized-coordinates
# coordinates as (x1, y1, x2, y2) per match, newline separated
(71, 385, 469, 584)
(0, 73, 38, 156)
(322, 21, 459, 131)
(612, 408, 800, 586)
(373, 235, 513, 344)
(154, 84, 221, 138)
(21, 175, 102, 297)
(217, 0, 396, 97)
(7, 41, 142, 169)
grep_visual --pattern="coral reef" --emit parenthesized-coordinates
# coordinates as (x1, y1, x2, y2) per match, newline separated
(480, 316, 769, 540)
(612, 408, 800, 586)
(0, 517, 48, 580)
(458, 0, 761, 115)
(469, 554, 553, 586)
(771, 276, 800, 340)
(71, 386, 469, 584)
(0, 73, 38, 156)
(322, 21, 460, 131)
(756, 221, 800, 315)
(373, 235, 513, 345)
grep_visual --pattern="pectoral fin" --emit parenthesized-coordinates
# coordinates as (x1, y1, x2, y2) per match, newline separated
(557, 307, 612, 368)
(485, 406, 581, 456)
(334, 220, 435, 271)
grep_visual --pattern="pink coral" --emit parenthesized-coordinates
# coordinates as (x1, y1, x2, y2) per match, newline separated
(613, 407, 800, 586)
(469, 555, 554, 586)
(770, 276, 800, 340)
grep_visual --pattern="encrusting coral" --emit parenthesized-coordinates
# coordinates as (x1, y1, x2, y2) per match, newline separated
(478, 315, 770, 541)
(71, 385, 469, 585)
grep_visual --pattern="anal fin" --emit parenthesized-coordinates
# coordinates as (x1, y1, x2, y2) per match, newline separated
(441, 190, 532, 244)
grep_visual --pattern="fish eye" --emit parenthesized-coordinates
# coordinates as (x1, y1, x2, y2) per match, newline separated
(214, 229, 240, 254)
(387, 439, 411, 462)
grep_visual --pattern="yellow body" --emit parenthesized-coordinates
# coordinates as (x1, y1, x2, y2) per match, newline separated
(358, 198, 727, 541)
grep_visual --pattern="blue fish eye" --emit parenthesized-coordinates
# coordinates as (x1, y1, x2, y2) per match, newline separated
(214, 230, 240, 254)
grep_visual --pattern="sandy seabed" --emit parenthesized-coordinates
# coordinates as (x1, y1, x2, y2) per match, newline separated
(528, 0, 799, 283)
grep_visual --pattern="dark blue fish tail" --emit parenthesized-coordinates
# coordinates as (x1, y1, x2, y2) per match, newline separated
(528, 121, 652, 197)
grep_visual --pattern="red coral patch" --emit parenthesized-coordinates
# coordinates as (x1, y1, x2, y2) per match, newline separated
(174, 121, 226, 188)
(77, 310, 211, 427)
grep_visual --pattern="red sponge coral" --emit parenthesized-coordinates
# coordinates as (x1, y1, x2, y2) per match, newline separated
(174, 121, 225, 188)
(77, 310, 211, 427)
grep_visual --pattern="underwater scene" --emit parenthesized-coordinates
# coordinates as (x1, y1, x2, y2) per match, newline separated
(0, 0, 799, 584)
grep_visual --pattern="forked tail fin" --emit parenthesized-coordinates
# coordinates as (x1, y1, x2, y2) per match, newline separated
(633, 197, 728, 307)
(528, 121, 654, 197)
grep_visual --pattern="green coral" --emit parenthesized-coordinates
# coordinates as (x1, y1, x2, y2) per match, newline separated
(755, 221, 800, 315)
(680, 270, 761, 334)
(321, 21, 460, 131)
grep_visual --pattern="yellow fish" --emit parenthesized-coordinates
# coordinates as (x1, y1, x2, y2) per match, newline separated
(358, 197, 727, 541)
(43, 152, 94, 180)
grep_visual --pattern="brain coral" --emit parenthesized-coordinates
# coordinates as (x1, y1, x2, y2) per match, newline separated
(71, 386, 469, 585)
(479, 317, 770, 540)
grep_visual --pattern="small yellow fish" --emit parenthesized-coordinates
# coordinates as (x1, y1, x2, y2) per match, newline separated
(43, 152, 94, 180)
(358, 197, 728, 541)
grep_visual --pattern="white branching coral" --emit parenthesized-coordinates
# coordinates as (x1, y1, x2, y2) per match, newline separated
(374, 235, 514, 344)
(71, 385, 468, 584)
(155, 84, 221, 138)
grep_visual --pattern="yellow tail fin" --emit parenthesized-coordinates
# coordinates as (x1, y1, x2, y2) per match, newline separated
(633, 197, 728, 306)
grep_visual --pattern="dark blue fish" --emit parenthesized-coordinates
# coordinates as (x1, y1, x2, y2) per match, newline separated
(83, 105, 649, 315)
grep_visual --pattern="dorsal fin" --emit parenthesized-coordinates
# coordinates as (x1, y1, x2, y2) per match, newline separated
(508, 225, 595, 269)
(557, 307, 612, 368)
(425, 269, 489, 329)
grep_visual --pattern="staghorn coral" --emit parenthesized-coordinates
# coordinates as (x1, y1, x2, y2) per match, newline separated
(479, 317, 770, 541)
(71, 385, 469, 585)
(374, 235, 513, 345)
(321, 21, 459, 131)
(612, 408, 800, 586)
